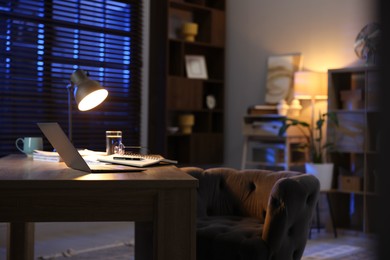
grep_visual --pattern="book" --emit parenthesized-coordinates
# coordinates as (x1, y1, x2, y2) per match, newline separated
(33, 150, 62, 162)
(247, 105, 277, 115)
(97, 153, 178, 168)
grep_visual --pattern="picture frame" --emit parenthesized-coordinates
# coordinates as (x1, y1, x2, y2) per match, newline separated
(264, 53, 302, 104)
(185, 55, 208, 79)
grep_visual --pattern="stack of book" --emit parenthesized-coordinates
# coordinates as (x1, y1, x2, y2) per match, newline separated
(32, 150, 62, 162)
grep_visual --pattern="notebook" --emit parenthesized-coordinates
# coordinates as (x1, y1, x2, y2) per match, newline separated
(37, 122, 143, 173)
(97, 153, 178, 168)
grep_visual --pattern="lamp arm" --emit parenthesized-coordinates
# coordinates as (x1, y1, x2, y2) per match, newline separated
(67, 83, 74, 143)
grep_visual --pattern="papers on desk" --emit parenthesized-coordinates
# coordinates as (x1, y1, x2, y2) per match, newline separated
(97, 154, 178, 167)
(33, 150, 62, 162)
(33, 148, 177, 168)
(32, 149, 107, 163)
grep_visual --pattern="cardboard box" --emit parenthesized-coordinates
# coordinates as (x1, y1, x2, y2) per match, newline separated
(338, 175, 362, 192)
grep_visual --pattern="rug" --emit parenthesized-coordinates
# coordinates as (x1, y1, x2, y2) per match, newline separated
(35, 234, 376, 260)
(37, 241, 134, 260)
(302, 245, 362, 260)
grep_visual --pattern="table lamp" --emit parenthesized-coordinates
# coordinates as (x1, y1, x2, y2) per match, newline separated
(67, 69, 108, 142)
(293, 71, 327, 125)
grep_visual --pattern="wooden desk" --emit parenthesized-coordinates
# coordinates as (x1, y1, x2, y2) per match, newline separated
(0, 155, 198, 260)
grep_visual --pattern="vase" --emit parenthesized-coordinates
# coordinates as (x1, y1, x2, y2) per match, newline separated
(182, 22, 198, 42)
(305, 162, 334, 190)
(178, 114, 195, 134)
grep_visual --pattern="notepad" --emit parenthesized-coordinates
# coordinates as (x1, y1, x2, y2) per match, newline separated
(97, 153, 178, 167)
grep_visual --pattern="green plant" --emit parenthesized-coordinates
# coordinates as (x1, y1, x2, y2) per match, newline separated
(278, 112, 338, 163)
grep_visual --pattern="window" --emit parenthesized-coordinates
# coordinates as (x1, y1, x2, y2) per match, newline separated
(0, 0, 142, 157)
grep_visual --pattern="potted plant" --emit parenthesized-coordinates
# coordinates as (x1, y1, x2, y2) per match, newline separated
(278, 112, 338, 190)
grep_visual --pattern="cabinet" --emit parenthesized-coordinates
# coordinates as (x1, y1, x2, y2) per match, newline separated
(241, 115, 308, 170)
(148, 0, 226, 166)
(327, 66, 379, 233)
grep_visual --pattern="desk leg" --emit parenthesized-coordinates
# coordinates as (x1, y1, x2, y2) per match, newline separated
(135, 189, 196, 260)
(7, 222, 35, 260)
(135, 222, 154, 260)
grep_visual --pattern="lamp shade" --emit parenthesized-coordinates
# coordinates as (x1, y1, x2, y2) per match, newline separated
(294, 71, 327, 99)
(70, 69, 108, 111)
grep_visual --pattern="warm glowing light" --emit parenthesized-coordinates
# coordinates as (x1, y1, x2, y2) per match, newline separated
(78, 89, 108, 111)
(294, 71, 327, 100)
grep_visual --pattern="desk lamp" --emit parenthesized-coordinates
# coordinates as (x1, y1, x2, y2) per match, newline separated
(67, 69, 108, 142)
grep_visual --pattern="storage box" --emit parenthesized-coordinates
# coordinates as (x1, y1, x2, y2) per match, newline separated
(338, 175, 362, 192)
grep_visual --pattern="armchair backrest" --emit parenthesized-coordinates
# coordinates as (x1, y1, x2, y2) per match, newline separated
(183, 167, 313, 221)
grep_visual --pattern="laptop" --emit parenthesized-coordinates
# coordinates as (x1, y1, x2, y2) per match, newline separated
(37, 122, 143, 173)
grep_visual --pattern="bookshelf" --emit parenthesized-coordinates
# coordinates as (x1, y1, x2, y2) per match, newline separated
(148, 0, 226, 166)
(327, 66, 379, 233)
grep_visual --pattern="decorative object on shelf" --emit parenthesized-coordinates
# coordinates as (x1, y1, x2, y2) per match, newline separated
(182, 22, 198, 42)
(178, 114, 195, 134)
(265, 53, 302, 104)
(276, 99, 289, 116)
(354, 22, 381, 64)
(288, 98, 302, 117)
(206, 95, 216, 109)
(340, 89, 363, 110)
(278, 112, 338, 190)
(185, 55, 208, 79)
(167, 126, 179, 134)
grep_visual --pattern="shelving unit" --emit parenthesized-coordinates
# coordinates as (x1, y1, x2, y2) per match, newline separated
(241, 115, 308, 171)
(148, 0, 226, 166)
(327, 66, 379, 233)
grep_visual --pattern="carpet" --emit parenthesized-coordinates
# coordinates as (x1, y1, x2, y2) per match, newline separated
(302, 232, 377, 260)
(302, 245, 362, 260)
(37, 243, 374, 260)
(37, 241, 134, 260)
(35, 233, 376, 260)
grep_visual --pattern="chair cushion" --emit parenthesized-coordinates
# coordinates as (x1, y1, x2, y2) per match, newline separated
(197, 216, 269, 260)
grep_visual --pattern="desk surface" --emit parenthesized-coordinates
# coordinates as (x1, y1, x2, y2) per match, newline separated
(0, 154, 197, 187)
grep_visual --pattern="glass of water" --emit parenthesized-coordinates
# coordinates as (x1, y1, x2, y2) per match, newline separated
(105, 130, 122, 155)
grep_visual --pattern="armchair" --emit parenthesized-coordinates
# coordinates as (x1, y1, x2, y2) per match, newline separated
(181, 167, 320, 260)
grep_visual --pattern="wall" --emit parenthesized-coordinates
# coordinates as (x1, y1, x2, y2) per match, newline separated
(224, 0, 378, 168)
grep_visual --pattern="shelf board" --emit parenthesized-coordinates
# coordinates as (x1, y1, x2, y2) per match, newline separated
(167, 108, 223, 113)
(328, 65, 378, 73)
(170, 1, 223, 12)
(325, 189, 365, 195)
(169, 38, 224, 48)
(328, 109, 366, 113)
(167, 75, 224, 84)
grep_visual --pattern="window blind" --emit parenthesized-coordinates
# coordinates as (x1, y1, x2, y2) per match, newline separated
(0, 0, 142, 156)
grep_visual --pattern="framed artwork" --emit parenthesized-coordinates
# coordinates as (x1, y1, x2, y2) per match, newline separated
(185, 55, 208, 79)
(264, 53, 302, 104)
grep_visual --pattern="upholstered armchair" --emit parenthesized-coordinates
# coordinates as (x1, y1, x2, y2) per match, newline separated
(181, 167, 320, 260)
